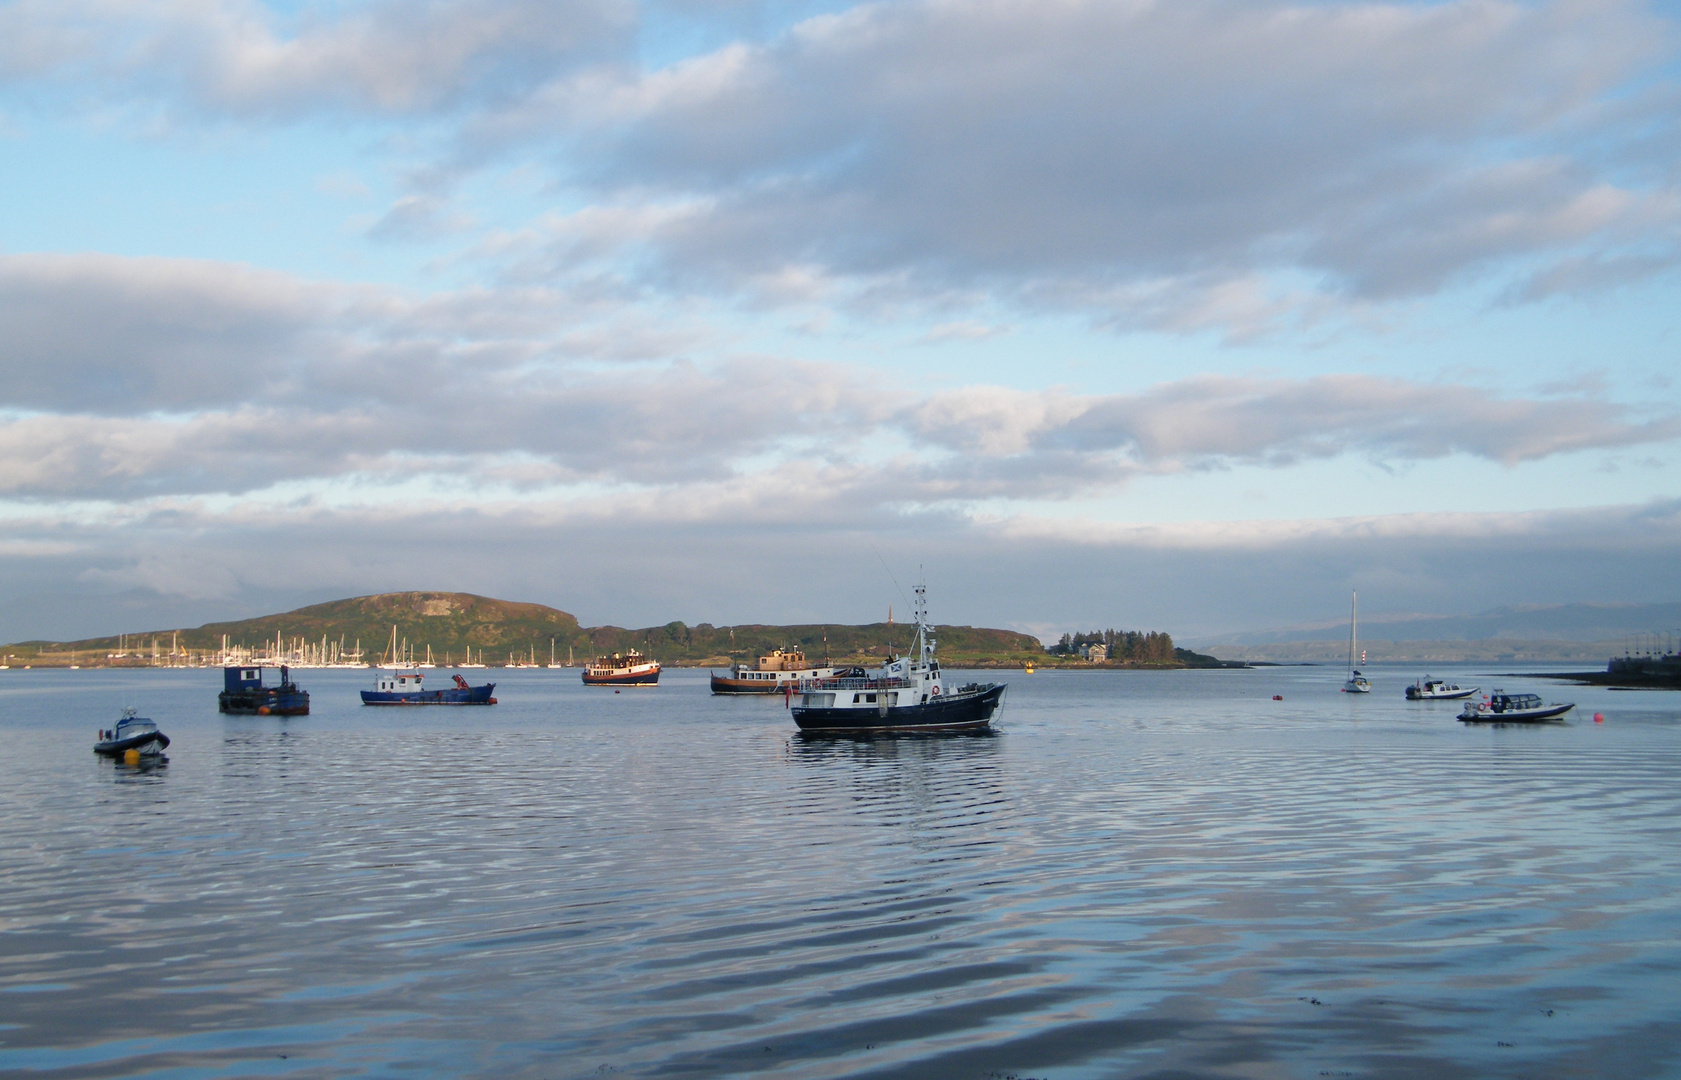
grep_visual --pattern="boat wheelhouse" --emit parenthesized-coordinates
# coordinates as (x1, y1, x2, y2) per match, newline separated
(582, 650, 661, 686)
(711, 647, 842, 694)
(218, 664, 310, 715)
(790, 583, 1005, 733)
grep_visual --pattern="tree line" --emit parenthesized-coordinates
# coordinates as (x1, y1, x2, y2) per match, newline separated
(1049, 628, 1176, 662)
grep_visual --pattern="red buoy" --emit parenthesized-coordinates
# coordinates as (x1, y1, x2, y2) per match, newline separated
(1272, 695, 1283, 701)
(1594, 712, 1604, 723)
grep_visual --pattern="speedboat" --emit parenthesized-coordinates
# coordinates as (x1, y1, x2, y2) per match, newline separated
(1406, 675, 1478, 700)
(1458, 691, 1574, 723)
(789, 582, 1006, 734)
(94, 710, 170, 757)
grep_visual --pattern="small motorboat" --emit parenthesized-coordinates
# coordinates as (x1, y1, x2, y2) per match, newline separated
(1458, 691, 1575, 724)
(94, 710, 170, 758)
(1406, 675, 1478, 700)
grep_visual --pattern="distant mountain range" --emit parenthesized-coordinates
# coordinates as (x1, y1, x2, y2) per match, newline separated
(1193, 602, 1681, 647)
(1, 591, 1045, 667)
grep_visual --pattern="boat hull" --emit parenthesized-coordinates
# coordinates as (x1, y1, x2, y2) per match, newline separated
(219, 689, 311, 715)
(793, 683, 1006, 734)
(582, 668, 660, 686)
(1459, 703, 1574, 723)
(94, 732, 170, 756)
(361, 683, 496, 705)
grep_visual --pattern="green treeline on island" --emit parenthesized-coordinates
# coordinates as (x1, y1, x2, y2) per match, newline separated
(0, 591, 1231, 669)
(1049, 629, 1178, 663)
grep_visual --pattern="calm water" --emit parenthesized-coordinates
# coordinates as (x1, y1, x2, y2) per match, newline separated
(3, 664, 1680, 1079)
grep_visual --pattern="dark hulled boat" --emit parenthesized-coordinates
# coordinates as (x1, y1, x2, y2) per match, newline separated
(219, 664, 310, 715)
(361, 670, 496, 705)
(790, 583, 1006, 734)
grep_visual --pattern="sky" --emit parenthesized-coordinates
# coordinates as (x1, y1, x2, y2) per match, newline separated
(1, 0, 1679, 645)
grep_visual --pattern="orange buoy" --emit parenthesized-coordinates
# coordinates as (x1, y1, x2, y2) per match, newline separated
(123, 748, 141, 765)
(257, 705, 270, 715)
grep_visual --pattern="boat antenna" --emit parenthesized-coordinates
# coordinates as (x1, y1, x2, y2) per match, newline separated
(871, 546, 912, 618)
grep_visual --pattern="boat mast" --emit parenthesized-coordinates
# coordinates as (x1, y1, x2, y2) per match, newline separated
(1348, 591, 1357, 676)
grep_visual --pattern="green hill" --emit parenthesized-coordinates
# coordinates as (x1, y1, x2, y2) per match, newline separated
(1, 591, 1047, 667)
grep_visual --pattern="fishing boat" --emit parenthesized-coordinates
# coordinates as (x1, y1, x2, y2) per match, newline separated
(360, 670, 496, 705)
(1459, 691, 1574, 723)
(711, 647, 841, 694)
(94, 709, 170, 758)
(1343, 591, 1371, 693)
(218, 664, 310, 715)
(582, 650, 661, 686)
(789, 583, 1006, 733)
(1405, 675, 1477, 701)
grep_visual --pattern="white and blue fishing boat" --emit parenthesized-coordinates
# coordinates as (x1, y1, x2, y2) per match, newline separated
(789, 583, 1005, 733)
(94, 709, 170, 757)
(361, 669, 496, 706)
(219, 664, 310, 715)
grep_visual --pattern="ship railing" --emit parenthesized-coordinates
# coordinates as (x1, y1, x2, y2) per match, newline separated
(797, 676, 911, 691)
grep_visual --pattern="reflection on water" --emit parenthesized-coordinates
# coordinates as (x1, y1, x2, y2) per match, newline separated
(2, 665, 1680, 1078)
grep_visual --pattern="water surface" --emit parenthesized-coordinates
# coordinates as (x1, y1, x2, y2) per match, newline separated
(2, 664, 1678, 1078)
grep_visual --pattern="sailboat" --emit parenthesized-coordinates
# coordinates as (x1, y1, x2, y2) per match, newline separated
(1343, 591, 1371, 693)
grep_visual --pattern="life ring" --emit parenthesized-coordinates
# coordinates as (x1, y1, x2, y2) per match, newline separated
(931, 685, 940, 697)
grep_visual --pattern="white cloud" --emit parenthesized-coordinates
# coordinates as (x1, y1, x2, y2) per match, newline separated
(0, 0, 633, 116)
(494, 0, 1681, 331)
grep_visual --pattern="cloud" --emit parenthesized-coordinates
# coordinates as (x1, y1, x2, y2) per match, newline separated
(2, 253, 1677, 502)
(5, 489, 1679, 642)
(496, 0, 1681, 331)
(908, 376, 1681, 474)
(366, 194, 476, 241)
(0, 0, 634, 116)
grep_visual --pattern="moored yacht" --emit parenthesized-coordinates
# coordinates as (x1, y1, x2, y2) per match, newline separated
(1343, 591, 1371, 693)
(790, 583, 1005, 733)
